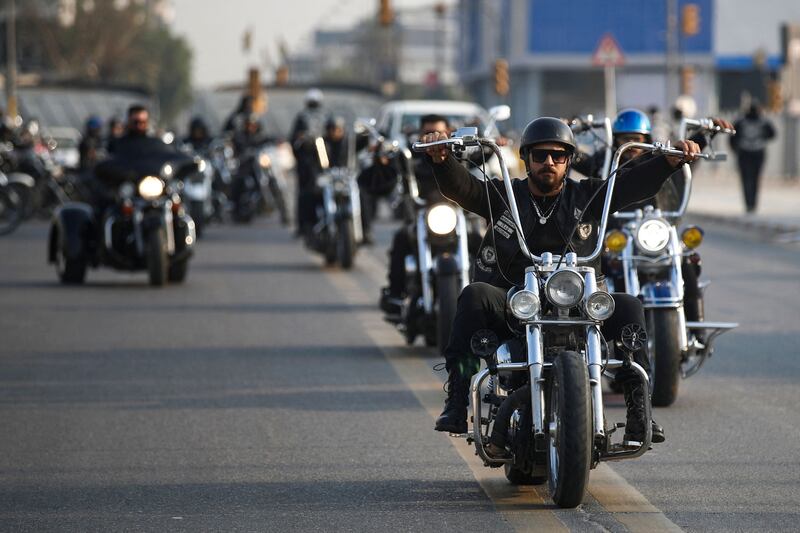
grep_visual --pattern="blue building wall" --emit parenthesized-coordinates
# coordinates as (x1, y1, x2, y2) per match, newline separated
(527, 0, 713, 55)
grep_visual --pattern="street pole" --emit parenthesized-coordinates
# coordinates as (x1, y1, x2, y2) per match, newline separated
(665, 0, 678, 112)
(6, 0, 18, 118)
(604, 65, 617, 118)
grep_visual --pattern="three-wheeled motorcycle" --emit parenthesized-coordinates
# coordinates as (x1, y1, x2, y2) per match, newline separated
(48, 148, 196, 286)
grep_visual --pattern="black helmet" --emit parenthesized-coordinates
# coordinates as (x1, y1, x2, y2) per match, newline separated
(519, 117, 576, 160)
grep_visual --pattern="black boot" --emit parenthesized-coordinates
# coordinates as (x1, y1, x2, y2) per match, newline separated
(623, 380, 665, 444)
(435, 368, 470, 434)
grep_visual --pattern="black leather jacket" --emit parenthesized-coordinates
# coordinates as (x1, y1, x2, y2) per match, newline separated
(429, 153, 683, 288)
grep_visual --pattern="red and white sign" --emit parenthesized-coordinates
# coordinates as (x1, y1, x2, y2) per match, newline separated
(592, 34, 625, 67)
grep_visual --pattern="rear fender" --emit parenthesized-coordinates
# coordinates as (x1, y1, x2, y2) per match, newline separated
(6, 172, 36, 189)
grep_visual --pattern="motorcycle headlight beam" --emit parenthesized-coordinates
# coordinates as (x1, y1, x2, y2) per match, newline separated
(584, 291, 615, 321)
(544, 269, 585, 308)
(426, 204, 458, 235)
(138, 176, 165, 199)
(635, 218, 671, 254)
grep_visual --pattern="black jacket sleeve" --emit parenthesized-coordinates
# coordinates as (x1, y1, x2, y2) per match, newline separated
(428, 154, 500, 218)
(571, 150, 604, 178)
(589, 155, 684, 217)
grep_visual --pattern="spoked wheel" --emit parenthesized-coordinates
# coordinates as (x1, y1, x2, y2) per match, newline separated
(547, 351, 591, 508)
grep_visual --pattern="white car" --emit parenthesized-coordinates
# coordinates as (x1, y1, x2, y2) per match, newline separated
(42, 127, 81, 169)
(375, 100, 519, 178)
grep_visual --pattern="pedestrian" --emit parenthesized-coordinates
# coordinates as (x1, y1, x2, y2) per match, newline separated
(731, 101, 776, 213)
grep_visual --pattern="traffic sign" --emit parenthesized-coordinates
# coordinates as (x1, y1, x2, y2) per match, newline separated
(592, 34, 625, 67)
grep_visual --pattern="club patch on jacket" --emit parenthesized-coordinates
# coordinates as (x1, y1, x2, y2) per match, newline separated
(476, 245, 496, 273)
(493, 211, 515, 239)
(577, 223, 593, 240)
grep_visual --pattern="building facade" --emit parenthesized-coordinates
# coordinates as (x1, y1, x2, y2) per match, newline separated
(458, 0, 800, 130)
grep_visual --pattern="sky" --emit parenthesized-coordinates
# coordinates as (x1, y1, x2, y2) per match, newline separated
(169, 0, 452, 88)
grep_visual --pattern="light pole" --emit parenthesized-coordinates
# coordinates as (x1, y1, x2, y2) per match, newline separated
(6, 0, 18, 118)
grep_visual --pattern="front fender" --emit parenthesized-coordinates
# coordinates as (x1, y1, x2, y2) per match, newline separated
(433, 252, 460, 276)
(6, 172, 36, 189)
(49, 202, 94, 263)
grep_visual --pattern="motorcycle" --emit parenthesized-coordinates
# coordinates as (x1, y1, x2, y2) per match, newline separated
(48, 151, 196, 286)
(356, 118, 470, 351)
(413, 128, 721, 508)
(0, 170, 26, 236)
(230, 144, 290, 225)
(305, 135, 363, 269)
(603, 118, 737, 406)
(179, 143, 217, 238)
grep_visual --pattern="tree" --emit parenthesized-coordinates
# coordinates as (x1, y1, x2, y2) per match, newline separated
(19, 0, 193, 124)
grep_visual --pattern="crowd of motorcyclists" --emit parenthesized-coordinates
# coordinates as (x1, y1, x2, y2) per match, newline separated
(1, 84, 741, 506)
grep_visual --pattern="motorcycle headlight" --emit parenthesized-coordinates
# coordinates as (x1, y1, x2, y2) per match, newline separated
(161, 163, 174, 179)
(509, 289, 540, 320)
(138, 176, 165, 199)
(197, 159, 207, 173)
(635, 218, 671, 254)
(426, 204, 458, 235)
(258, 152, 271, 168)
(544, 269, 585, 308)
(584, 291, 615, 321)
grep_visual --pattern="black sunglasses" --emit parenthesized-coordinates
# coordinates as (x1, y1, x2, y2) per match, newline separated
(529, 148, 570, 164)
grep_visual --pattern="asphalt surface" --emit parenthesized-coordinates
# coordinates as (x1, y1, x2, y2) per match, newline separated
(1, 215, 799, 532)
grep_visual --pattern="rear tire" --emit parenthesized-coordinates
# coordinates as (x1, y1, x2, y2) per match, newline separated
(435, 272, 459, 353)
(168, 259, 189, 283)
(547, 351, 591, 508)
(147, 227, 168, 286)
(650, 309, 682, 407)
(54, 228, 86, 284)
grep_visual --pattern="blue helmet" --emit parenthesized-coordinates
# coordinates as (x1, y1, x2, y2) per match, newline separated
(612, 109, 651, 138)
(86, 115, 103, 131)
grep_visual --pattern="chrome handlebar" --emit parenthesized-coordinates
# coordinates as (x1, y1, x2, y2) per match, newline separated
(678, 117, 736, 140)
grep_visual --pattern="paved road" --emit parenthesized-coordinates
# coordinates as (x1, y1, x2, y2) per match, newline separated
(0, 217, 798, 532)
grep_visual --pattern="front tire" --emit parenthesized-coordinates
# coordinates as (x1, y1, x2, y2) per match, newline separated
(435, 271, 459, 353)
(650, 309, 682, 407)
(547, 351, 591, 508)
(147, 227, 168, 286)
(189, 201, 205, 238)
(337, 219, 355, 269)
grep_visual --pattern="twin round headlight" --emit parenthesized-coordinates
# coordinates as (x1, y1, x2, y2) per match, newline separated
(138, 176, 165, 199)
(426, 204, 458, 235)
(585, 291, 615, 321)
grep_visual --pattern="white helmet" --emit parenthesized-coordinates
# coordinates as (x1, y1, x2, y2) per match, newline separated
(305, 88, 324, 106)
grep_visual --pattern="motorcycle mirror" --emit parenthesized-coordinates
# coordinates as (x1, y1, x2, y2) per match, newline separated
(453, 126, 479, 141)
(488, 105, 511, 122)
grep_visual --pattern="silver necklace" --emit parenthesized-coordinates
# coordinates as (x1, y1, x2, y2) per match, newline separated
(531, 189, 562, 225)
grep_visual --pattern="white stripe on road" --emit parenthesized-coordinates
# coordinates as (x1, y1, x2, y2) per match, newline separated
(321, 247, 681, 532)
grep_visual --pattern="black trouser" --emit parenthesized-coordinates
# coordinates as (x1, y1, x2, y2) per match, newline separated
(442, 282, 650, 380)
(736, 150, 765, 212)
(681, 259, 702, 322)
